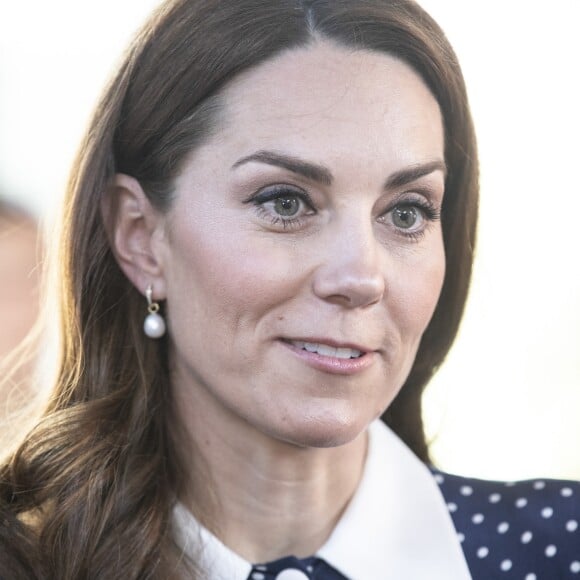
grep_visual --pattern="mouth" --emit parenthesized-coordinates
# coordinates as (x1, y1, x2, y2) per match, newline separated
(278, 337, 376, 375)
(287, 340, 365, 360)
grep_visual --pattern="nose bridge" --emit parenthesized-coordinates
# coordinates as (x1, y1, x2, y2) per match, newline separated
(312, 208, 385, 308)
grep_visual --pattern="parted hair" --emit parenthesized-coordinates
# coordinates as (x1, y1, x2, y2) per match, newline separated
(0, 1, 478, 578)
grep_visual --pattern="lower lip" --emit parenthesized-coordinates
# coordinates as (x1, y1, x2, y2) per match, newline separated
(279, 340, 376, 375)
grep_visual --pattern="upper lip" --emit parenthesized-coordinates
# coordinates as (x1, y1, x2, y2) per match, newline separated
(281, 337, 377, 354)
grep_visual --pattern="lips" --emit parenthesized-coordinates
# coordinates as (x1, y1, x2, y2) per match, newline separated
(289, 340, 363, 359)
(279, 337, 375, 375)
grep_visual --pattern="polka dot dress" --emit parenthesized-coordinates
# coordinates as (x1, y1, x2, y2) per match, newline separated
(433, 470, 580, 579)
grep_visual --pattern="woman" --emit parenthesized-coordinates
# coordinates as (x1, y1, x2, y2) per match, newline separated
(0, 1, 578, 579)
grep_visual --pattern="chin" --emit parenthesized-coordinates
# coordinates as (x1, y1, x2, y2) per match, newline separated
(273, 410, 372, 449)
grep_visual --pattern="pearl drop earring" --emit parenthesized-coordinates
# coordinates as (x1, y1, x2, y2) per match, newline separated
(143, 284, 166, 339)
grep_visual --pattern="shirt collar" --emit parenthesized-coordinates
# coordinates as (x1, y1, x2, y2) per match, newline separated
(316, 420, 471, 579)
(173, 420, 472, 580)
(173, 503, 253, 580)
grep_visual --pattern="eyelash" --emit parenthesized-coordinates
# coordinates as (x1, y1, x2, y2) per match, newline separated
(244, 185, 441, 240)
(245, 185, 315, 230)
(383, 194, 442, 242)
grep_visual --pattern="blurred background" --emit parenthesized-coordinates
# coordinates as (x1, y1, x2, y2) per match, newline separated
(0, 1, 578, 480)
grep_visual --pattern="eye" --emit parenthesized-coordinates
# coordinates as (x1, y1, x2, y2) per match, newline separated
(391, 206, 421, 229)
(244, 185, 316, 229)
(272, 195, 302, 217)
(381, 196, 441, 241)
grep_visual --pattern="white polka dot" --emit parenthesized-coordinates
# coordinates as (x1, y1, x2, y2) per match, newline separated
(457, 533, 465, 543)
(489, 492, 502, 503)
(545, 544, 557, 557)
(477, 546, 489, 558)
(567, 520, 579, 532)
(447, 502, 458, 513)
(561, 487, 574, 497)
(571, 561, 580, 573)
(542, 507, 554, 518)
(252, 573, 266, 580)
(497, 522, 509, 534)
(460, 485, 473, 496)
(472, 513, 485, 524)
(534, 481, 546, 490)
(255, 566, 268, 571)
(434, 473, 444, 484)
(521, 531, 533, 544)
(275, 570, 310, 580)
(306, 566, 313, 573)
(505, 481, 516, 487)
(500, 559, 513, 571)
(515, 497, 528, 508)
(525, 574, 537, 580)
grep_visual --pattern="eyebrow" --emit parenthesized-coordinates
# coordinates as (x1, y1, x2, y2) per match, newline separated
(385, 160, 447, 189)
(232, 150, 333, 185)
(232, 150, 446, 189)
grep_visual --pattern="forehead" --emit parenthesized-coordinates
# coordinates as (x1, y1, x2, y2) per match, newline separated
(213, 40, 444, 166)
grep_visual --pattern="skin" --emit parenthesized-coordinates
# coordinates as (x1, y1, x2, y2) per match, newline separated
(112, 40, 446, 562)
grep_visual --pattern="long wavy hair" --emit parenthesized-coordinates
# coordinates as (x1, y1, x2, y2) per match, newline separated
(0, 0, 478, 578)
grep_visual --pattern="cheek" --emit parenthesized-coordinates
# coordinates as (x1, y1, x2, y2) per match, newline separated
(164, 219, 303, 341)
(392, 241, 446, 338)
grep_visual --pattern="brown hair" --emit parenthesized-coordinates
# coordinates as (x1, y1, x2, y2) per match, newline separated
(0, 1, 478, 578)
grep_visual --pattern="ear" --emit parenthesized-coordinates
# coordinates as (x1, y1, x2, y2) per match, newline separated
(102, 174, 168, 299)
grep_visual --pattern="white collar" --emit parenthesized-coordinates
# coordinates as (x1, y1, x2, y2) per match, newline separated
(173, 420, 472, 580)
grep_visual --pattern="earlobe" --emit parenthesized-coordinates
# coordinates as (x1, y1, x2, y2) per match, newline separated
(102, 174, 168, 298)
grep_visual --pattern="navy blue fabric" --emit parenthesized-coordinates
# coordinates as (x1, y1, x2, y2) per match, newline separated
(248, 555, 347, 579)
(433, 469, 580, 579)
(248, 471, 580, 580)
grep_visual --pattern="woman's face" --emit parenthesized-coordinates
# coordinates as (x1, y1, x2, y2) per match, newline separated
(157, 41, 446, 448)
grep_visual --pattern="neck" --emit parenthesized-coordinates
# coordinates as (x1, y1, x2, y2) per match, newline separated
(175, 390, 368, 564)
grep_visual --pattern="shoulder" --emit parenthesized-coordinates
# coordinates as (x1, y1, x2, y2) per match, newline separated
(430, 468, 580, 579)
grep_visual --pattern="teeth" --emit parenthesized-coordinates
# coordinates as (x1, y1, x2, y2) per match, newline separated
(336, 347, 357, 359)
(316, 343, 337, 357)
(291, 340, 363, 359)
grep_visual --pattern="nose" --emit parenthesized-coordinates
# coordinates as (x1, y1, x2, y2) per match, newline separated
(311, 216, 386, 309)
